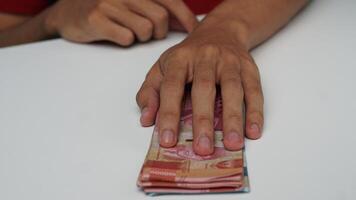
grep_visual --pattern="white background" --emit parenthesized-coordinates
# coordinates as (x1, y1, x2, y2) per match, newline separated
(0, 0, 355, 199)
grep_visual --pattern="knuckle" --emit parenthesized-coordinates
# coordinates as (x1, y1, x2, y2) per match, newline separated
(145, 68, 156, 80)
(244, 69, 261, 82)
(195, 77, 215, 90)
(120, 31, 135, 46)
(154, 32, 167, 40)
(161, 47, 190, 66)
(96, 0, 108, 11)
(170, 47, 190, 58)
(246, 85, 263, 97)
(160, 110, 179, 120)
(227, 113, 243, 124)
(87, 10, 101, 26)
(195, 115, 212, 125)
(136, 85, 157, 106)
(136, 84, 150, 103)
(223, 51, 240, 65)
(161, 78, 180, 89)
(199, 44, 220, 56)
(136, 85, 146, 103)
(244, 67, 261, 84)
(153, 8, 169, 23)
(221, 75, 240, 86)
(136, 91, 143, 105)
(138, 20, 153, 40)
(248, 111, 264, 122)
(240, 52, 255, 66)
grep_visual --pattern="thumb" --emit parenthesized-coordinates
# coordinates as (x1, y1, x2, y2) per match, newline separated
(155, 0, 198, 33)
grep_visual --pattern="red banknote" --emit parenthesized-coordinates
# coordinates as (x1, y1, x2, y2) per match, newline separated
(137, 92, 250, 195)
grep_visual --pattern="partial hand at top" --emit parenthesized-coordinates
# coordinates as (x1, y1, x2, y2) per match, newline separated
(45, 0, 198, 45)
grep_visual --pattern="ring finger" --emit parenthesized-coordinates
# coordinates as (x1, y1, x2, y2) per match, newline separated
(219, 61, 245, 150)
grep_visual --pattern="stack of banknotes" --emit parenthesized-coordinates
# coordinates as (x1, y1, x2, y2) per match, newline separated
(137, 92, 250, 195)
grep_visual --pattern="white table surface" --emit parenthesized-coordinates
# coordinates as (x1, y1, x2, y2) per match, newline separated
(1, 1, 355, 199)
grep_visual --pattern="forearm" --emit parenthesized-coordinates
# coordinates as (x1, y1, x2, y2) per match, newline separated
(196, 0, 309, 50)
(0, 9, 56, 47)
(0, 13, 30, 31)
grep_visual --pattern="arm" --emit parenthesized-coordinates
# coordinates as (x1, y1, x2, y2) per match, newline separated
(0, 12, 29, 31)
(0, 10, 55, 47)
(0, 0, 198, 47)
(136, 0, 309, 155)
(201, 0, 309, 49)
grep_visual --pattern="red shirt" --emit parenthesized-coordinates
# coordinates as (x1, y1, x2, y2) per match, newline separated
(0, 0, 223, 15)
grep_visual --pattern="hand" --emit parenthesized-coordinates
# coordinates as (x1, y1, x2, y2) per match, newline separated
(136, 21, 264, 156)
(45, 0, 198, 46)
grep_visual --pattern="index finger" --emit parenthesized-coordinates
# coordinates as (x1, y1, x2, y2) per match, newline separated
(154, 0, 198, 32)
(158, 64, 188, 148)
(136, 62, 162, 127)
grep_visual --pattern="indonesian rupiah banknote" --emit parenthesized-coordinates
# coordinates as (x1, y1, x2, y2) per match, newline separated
(137, 91, 250, 195)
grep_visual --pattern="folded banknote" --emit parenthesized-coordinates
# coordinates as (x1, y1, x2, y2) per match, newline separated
(137, 92, 250, 195)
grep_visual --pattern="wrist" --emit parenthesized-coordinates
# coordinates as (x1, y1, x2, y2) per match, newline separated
(193, 13, 251, 50)
(41, 7, 59, 38)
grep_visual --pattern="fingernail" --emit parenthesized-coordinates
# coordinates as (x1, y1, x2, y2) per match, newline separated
(140, 107, 149, 125)
(225, 131, 244, 150)
(161, 129, 174, 145)
(250, 123, 260, 133)
(198, 135, 211, 150)
(225, 131, 241, 144)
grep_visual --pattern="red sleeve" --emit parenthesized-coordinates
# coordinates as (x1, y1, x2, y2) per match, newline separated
(0, 0, 222, 16)
(183, 0, 223, 15)
(0, 0, 50, 15)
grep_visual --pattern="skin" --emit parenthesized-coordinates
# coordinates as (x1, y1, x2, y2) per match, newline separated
(0, 0, 309, 156)
(136, 0, 309, 156)
(0, 0, 198, 47)
(0, 13, 29, 31)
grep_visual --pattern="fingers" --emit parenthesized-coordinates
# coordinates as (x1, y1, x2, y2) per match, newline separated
(94, 0, 198, 44)
(89, 12, 134, 46)
(127, 0, 169, 39)
(136, 63, 162, 127)
(191, 59, 216, 156)
(155, 0, 198, 33)
(158, 63, 187, 148)
(102, 5, 154, 42)
(169, 17, 186, 32)
(219, 55, 245, 151)
(241, 57, 264, 140)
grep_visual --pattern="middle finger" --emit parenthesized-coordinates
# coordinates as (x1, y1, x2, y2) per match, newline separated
(192, 58, 217, 156)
